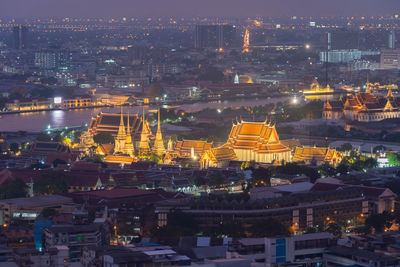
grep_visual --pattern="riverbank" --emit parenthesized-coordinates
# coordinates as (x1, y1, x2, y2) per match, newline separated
(0, 93, 285, 116)
(0, 96, 289, 132)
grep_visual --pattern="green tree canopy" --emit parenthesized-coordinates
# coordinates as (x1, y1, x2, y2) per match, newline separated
(34, 171, 71, 195)
(198, 67, 224, 83)
(152, 209, 199, 238)
(249, 167, 271, 187)
(38, 208, 59, 219)
(339, 143, 353, 152)
(365, 212, 393, 233)
(209, 172, 226, 188)
(36, 133, 52, 142)
(146, 83, 165, 97)
(325, 222, 342, 238)
(0, 179, 27, 199)
(387, 153, 400, 167)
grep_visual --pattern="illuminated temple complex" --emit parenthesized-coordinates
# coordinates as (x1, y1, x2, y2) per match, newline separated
(80, 110, 156, 160)
(165, 120, 341, 168)
(302, 80, 334, 94)
(323, 89, 400, 122)
(86, 112, 147, 139)
(222, 120, 291, 163)
(292, 146, 343, 167)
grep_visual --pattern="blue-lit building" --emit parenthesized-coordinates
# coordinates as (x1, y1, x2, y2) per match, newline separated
(34, 220, 52, 251)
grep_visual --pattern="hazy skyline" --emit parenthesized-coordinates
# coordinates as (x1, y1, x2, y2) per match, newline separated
(1, 0, 399, 18)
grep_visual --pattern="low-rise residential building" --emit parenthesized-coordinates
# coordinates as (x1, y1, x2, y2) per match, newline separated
(0, 195, 74, 226)
(44, 223, 110, 261)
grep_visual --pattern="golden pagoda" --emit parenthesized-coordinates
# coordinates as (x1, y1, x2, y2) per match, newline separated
(123, 111, 135, 157)
(152, 109, 165, 156)
(139, 107, 151, 155)
(114, 107, 127, 154)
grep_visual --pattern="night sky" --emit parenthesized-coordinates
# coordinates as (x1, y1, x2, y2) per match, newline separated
(1, 0, 399, 18)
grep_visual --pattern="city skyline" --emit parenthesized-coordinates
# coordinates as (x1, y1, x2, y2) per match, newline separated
(1, 0, 400, 18)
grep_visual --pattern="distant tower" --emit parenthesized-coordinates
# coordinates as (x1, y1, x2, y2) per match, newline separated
(153, 109, 166, 156)
(242, 28, 250, 53)
(13, 25, 28, 49)
(234, 73, 239, 84)
(389, 30, 396, 49)
(124, 111, 135, 157)
(114, 107, 127, 154)
(139, 107, 151, 155)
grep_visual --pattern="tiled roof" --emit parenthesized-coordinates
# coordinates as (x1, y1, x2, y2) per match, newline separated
(225, 120, 290, 153)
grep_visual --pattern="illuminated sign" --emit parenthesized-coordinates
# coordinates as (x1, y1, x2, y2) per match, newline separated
(54, 97, 62, 104)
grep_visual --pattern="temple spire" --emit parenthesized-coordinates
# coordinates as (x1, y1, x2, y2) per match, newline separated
(124, 110, 135, 157)
(139, 106, 151, 155)
(114, 106, 127, 154)
(153, 108, 166, 156)
(387, 87, 394, 99)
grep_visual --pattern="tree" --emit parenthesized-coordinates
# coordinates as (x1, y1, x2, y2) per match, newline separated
(209, 172, 226, 188)
(335, 163, 349, 176)
(34, 172, 71, 195)
(387, 153, 400, 167)
(198, 67, 224, 83)
(0, 179, 27, 199)
(325, 222, 342, 238)
(248, 218, 290, 237)
(241, 160, 256, 170)
(93, 132, 114, 145)
(250, 167, 271, 187)
(339, 143, 353, 152)
(189, 176, 206, 187)
(39, 208, 59, 219)
(149, 153, 162, 164)
(146, 83, 165, 97)
(385, 179, 400, 195)
(54, 134, 71, 147)
(36, 133, 52, 142)
(318, 162, 336, 177)
(365, 212, 393, 233)
(152, 209, 199, 238)
(373, 145, 387, 154)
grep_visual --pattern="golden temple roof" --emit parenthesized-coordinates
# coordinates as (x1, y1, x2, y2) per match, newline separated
(201, 147, 238, 164)
(225, 120, 290, 153)
(292, 146, 343, 164)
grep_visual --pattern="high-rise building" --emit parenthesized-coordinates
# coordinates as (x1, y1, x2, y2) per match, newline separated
(194, 25, 238, 49)
(389, 30, 396, 49)
(13, 25, 28, 49)
(320, 50, 379, 63)
(380, 49, 400, 69)
(34, 51, 57, 70)
(34, 50, 73, 71)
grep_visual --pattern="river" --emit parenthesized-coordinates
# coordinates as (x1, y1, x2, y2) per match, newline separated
(0, 97, 288, 132)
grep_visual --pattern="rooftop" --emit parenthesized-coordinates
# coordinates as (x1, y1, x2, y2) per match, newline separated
(0, 195, 72, 207)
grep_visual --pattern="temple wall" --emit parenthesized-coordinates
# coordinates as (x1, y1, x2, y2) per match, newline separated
(234, 149, 291, 163)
